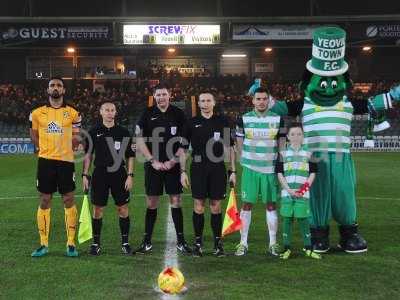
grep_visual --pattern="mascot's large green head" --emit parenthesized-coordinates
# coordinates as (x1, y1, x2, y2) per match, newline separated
(300, 26, 352, 106)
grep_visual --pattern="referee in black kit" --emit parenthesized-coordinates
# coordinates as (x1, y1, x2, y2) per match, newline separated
(180, 92, 236, 257)
(135, 84, 191, 254)
(82, 101, 135, 255)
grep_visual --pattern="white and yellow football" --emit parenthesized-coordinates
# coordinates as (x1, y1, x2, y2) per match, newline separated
(158, 267, 185, 294)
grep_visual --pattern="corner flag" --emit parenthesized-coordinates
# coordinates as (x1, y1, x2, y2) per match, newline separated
(78, 194, 92, 244)
(222, 188, 242, 237)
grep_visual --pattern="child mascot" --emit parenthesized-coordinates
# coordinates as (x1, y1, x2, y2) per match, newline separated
(249, 26, 400, 254)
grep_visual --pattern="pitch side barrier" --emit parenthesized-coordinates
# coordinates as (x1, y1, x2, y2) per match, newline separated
(0, 138, 35, 154)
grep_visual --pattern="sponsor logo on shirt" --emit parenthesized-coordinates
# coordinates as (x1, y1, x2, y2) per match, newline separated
(47, 121, 63, 133)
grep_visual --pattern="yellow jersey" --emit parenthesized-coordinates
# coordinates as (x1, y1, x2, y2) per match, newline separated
(30, 104, 81, 162)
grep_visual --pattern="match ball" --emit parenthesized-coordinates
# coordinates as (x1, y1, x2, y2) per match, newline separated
(158, 267, 185, 294)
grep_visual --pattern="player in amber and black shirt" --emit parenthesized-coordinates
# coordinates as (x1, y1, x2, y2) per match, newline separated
(30, 77, 81, 258)
(135, 84, 191, 254)
(180, 92, 236, 257)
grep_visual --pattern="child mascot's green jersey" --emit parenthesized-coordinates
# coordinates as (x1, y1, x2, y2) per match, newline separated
(249, 26, 400, 254)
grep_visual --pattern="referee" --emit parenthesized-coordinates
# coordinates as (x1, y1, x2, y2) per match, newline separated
(82, 101, 135, 255)
(180, 92, 236, 257)
(135, 84, 191, 254)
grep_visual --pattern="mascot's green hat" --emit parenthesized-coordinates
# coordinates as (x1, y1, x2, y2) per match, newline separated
(306, 26, 348, 76)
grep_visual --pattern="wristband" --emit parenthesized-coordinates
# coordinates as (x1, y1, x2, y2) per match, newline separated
(297, 182, 310, 196)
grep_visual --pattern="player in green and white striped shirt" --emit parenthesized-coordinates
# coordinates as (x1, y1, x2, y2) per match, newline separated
(235, 87, 284, 256)
(276, 122, 321, 260)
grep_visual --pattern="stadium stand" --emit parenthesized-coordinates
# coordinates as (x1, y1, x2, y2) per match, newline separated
(0, 76, 399, 151)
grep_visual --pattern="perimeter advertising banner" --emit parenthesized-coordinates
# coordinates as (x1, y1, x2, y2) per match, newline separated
(233, 23, 400, 43)
(348, 23, 400, 40)
(123, 24, 220, 45)
(0, 23, 113, 46)
(0, 142, 35, 154)
(232, 25, 318, 40)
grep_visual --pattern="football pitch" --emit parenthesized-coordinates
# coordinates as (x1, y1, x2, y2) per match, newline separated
(0, 153, 399, 300)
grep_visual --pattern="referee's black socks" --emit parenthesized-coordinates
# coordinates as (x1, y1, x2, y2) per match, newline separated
(144, 208, 157, 243)
(119, 216, 130, 245)
(211, 213, 222, 246)
(92, 218, 103, 245)
(193, 211, 205, 245)
(171, 207, 185, 243)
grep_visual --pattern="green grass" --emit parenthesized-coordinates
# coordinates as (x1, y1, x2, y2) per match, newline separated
(0, 153, 399, 299)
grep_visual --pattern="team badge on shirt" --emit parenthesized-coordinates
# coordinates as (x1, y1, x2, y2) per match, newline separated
(213, 132, 221, 141)
(114, 141, 121, 150)
(170, 126, 177, 135)
(135, 125, 141, 135)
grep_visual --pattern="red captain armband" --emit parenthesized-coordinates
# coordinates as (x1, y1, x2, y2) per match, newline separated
(296, 182, 310, 196)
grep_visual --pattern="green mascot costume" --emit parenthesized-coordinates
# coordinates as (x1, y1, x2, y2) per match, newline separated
(249, 26, 400, 253)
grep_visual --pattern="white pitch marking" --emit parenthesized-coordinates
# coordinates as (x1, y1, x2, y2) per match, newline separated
(160, 203, 181, 300)
(0, 194, 399, 201)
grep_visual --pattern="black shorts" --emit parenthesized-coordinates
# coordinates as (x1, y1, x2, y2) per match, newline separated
(36, 157, 76, 194)
(144, 162, 182, 196)
(91, 167, 130, 207)
(190, 162, 227, 200)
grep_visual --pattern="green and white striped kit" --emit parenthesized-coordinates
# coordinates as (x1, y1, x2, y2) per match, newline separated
(302, 97, 353, 153)
(240, 110, 281, 174)
(280, 145, 312, 200)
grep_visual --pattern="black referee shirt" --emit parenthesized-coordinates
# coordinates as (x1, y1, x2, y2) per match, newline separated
(85, 124, 135, 169)
(135, 104, 186, 162)
(182, 114, 234, 164)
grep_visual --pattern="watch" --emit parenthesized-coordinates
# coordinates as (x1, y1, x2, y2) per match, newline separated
(128, 173, 134, 177)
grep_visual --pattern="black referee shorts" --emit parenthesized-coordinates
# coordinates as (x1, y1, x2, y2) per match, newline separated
(36, 157, 75, 194)
(91, 167, 130, 207)
(144, 162, 182, 196)
(190, 162, 227, 200)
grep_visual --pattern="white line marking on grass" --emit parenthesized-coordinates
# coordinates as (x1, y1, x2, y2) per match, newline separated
(358, 196, 400, 201)
(160, 203, 181, 300)
(0, 193, 192, 200)
(1, 194, 399, 201)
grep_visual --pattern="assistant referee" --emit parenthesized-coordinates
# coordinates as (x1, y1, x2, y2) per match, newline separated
(82, 101, 135, 256)
(180, 92, 236, 257)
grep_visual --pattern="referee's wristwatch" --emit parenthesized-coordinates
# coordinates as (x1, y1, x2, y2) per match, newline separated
(82, 173, 90, 178)
(127, 173, 134, 177)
